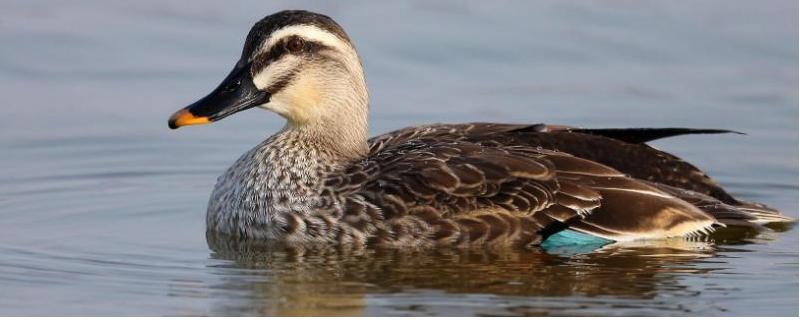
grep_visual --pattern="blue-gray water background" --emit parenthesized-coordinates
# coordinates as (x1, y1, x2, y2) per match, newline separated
(0, 0, 797, 316)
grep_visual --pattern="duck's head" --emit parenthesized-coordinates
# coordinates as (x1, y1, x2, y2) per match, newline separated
(169, 10, 368, 136)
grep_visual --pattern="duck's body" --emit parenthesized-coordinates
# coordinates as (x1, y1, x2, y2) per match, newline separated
(170, 10, 791, 248)
(205, 122, 788, 247)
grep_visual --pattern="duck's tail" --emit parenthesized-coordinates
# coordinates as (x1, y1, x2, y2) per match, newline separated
(648, 181, 795, 228)
(733, 201, 795, 225)
(566, 127, 745, 144)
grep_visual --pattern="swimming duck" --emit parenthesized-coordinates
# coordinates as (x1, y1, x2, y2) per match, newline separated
(168, 10, 791, 248)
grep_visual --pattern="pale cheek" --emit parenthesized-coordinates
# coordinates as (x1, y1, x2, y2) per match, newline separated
(251, 58, 328, 125)
(267, 76, 322, 124)
(286, 74, 323, 111)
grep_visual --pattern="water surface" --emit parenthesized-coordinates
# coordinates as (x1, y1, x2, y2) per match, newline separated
(0, 0, 797, 316)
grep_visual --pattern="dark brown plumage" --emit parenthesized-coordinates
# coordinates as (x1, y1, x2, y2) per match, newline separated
(317, 123, 790, 247)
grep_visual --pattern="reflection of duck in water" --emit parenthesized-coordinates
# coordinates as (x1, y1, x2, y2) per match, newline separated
(206, 232, 742, 316)
(170, 10, 792, 248)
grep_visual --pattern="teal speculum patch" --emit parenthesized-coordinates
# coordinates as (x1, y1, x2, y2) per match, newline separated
(540, 229, 614, 254)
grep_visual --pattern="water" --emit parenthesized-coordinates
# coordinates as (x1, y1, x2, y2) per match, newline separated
(0, 0, 797, 316)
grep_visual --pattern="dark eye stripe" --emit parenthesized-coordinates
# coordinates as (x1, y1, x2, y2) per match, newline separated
(250, 38, 329, 75)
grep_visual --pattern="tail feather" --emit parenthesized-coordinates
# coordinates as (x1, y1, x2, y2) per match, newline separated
(567, 128, 744, 144)
(735, 201, 795, 224)
(648, 181, 794, 228)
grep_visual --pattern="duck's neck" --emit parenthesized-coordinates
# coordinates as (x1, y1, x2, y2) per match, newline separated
(254, 116, 368, 199)
(249, 72, 371, 208)
(284, 117, 369, 162)
(265, 60, 370, 160)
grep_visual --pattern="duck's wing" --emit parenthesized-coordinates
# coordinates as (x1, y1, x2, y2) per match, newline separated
(331, 137, 719, 247)
(369, 123, 741, 204)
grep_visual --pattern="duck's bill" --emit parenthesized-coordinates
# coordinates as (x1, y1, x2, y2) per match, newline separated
(168, 63, 269, 129)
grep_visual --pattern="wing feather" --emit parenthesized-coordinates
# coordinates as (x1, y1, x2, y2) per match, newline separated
(320, 122, 791, 247)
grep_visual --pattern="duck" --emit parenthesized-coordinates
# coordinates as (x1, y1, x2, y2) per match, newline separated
(168, 10, 791, 248)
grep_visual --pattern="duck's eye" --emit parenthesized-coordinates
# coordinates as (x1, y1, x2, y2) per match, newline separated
(286, 37, 305, 53)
